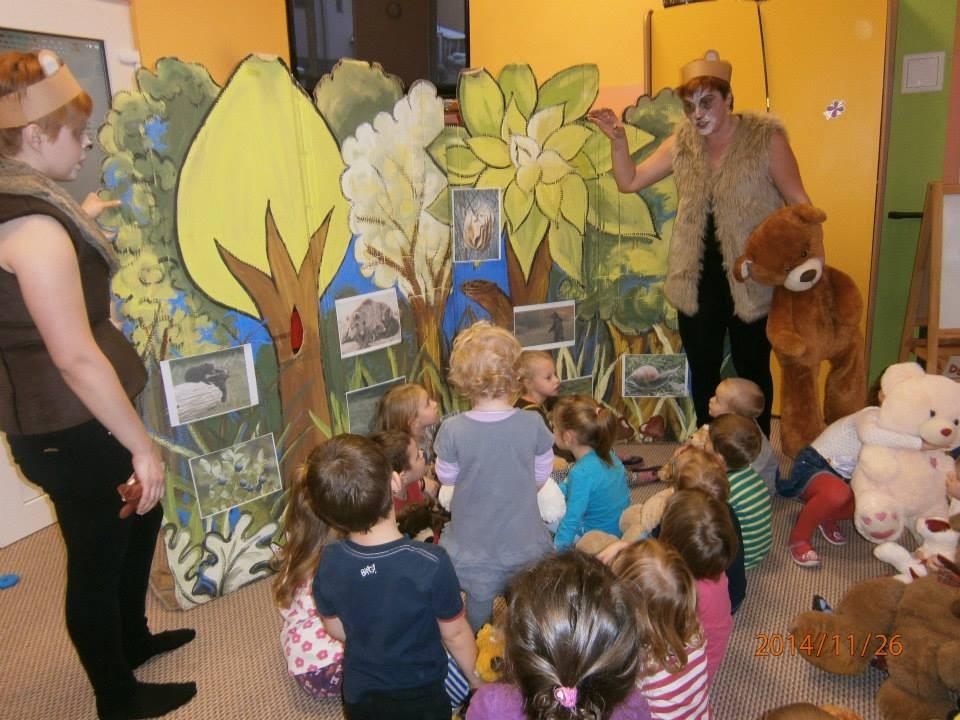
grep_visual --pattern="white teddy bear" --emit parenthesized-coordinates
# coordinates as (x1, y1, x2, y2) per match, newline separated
(437, 476, 566, 524)
(873, 498, 960, 582)
(851, 362, 960, 543)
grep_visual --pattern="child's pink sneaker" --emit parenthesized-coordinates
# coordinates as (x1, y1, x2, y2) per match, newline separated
(818, 521, 848, 546)
(789, 542, 821, 568)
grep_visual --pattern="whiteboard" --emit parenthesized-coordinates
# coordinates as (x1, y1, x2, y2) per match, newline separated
(940, 192, 960, 328)
(0, 27, 111, 203)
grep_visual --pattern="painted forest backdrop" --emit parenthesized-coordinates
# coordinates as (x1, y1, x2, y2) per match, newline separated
(98, 55, 693, 608)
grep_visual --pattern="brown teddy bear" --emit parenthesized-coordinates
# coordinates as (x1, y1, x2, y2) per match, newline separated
(734, 205, 866, 457)
(789, 555, 960, 720)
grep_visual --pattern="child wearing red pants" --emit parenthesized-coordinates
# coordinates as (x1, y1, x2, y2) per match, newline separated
(778, 400, 920, 567)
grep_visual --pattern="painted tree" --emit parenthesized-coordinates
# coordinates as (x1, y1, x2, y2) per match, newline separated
(340, 81, 452, 395)
(176, 56, 351, 476)
(99, 59, 224, 361)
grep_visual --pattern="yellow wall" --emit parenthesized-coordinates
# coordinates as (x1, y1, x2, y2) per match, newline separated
(470, 0, 659, 112)
(471, 0, 889, 412)
(130, 0, 289, 85)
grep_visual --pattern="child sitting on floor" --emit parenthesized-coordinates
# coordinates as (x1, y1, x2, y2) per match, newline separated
(466, 550, 652, 720)
(613, 540, 710, 720)
(551, 394, 631, 550)
(708, 377, 779, 493)
(514, 350, 560, 428)
(275, 434, 481, 718)
(375, 382, 442, 467)
(435, 321, 555, 631)
(672, 448, 748, 613)
(708, 414, 773, 570)
(777, 375, 920, 568)
(659, 490, 738, 682)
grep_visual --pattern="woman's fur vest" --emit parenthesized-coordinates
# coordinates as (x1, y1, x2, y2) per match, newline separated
(666, 113, 786, 322)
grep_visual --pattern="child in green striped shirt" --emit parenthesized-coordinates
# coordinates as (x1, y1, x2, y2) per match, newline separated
(707, 415, 772, 569)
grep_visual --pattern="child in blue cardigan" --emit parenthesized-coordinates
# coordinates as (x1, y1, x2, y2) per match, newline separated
(551, 395, 630, 550)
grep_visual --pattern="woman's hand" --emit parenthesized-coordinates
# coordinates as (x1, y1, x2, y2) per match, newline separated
(81, 193, 121, 219)
(132, 443, 166, 514)
(587, 108, 626, 143)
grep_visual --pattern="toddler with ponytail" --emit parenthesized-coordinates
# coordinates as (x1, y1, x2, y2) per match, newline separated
(467, 550, 652, 720)
(551, 394, 630, 549)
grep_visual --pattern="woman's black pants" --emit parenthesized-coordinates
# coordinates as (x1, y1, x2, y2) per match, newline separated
(8, 419, 162, 702)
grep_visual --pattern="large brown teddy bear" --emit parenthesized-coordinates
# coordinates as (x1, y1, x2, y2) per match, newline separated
(789, 556, 960, 720)
(734, 205, 866, 456)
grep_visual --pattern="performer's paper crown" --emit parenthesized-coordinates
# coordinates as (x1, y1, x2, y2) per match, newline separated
(0, 51, 84, 129)
(681, 50, 733, 84)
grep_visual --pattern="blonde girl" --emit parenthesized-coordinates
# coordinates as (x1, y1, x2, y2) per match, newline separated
(612, 540, 711, 720)
(551, 394, 630, 550)
(514, 350, 560, 423)
(435, 321, 554, 630)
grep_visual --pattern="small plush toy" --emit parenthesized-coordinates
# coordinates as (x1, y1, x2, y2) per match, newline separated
(759, 704, 863, 720)
(734, 204, 866, 457)
(474, 623, 505, 683)
(576, 488, 674, 554)
(873, 498, 960, 582)
(851, 362, 960, 543)
(789, 568, 960, 720)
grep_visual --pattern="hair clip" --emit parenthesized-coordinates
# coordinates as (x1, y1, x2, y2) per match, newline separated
(554, 685, 578, 709)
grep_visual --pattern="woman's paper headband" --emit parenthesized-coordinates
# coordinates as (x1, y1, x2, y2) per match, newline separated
(0, 63, 84, 130)
(681, 50, 733, 85)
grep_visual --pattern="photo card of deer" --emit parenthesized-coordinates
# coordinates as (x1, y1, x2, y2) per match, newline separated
(452, 187, 501, 264)
(346, 376, 407, 435)
(622, 353, 689, 398)
(557, 374, 594, 397)
(188, 433, 282, 519)
(335, 288, 403, 360)
(160, 344, 259, 427)
(513, 300, 576, 351)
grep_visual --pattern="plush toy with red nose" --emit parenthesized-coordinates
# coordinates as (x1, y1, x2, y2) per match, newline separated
(734, 204, 866, 457)
(851, 362, 960, 544)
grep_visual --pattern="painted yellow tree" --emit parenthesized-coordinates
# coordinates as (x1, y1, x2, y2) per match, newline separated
(177, 56, 351, 476)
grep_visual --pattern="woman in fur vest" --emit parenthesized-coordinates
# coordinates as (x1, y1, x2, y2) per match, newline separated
(0, 51, 195, 719)
(589, 51, 809, 436)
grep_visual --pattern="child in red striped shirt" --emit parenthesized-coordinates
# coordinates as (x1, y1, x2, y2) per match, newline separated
(612, 540, 711, 720)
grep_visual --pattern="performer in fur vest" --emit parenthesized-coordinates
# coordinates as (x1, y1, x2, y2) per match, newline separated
(589, 50, 810, 436)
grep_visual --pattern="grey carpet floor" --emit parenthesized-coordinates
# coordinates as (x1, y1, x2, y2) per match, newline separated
(0, 424, 894, 720)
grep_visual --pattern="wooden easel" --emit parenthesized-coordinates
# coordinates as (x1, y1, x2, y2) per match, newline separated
(899, 182, 960, 372)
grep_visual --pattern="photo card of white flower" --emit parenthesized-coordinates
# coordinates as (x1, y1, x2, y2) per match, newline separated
(622, 353, 689, 398)
(334, 288, 403, 359)
(160, 344, 259, 427)
(451, 187, 501, 263)
(188, 433, 282, 519)
(346, 376, 407, 435)
(558, 374, 593, 397)
(514, 300, 576, 351)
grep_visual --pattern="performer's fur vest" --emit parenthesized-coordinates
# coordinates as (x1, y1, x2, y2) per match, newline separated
(666, 113, 786, 323)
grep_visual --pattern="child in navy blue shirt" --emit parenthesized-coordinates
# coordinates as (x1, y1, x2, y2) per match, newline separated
(275, 433, 481, 720)
(551, 394, 630, 550)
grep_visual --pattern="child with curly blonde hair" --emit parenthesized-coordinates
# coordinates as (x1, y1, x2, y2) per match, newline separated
(435, 322, 554, 630)
(612, 540, 710, 720)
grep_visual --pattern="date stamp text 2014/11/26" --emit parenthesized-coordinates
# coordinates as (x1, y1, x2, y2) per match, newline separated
(755, 633, 903, 658)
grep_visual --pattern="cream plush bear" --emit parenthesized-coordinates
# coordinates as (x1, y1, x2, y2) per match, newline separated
(851, 362, 960, 543)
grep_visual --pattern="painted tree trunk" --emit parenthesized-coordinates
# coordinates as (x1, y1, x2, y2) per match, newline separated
(409, 292, 448, 401)
(215, 205, 332, 483)
(506, 234, 552, 307)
